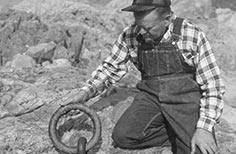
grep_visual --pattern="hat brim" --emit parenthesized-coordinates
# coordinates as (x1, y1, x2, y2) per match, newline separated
(121, 5, 156, 12)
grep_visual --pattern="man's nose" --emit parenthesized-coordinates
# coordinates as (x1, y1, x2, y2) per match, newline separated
(133, 13, 143, 23)
(134, 17, 142, 26)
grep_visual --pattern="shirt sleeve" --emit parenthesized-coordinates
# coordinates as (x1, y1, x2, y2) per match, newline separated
(195, 31, 225, 132)
(81, 29, 130, 98)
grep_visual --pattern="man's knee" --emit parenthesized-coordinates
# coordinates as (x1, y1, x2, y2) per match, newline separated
(112, 125, 134, 149)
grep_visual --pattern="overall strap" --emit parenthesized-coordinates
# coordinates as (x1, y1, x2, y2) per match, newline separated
(172, 17, 184, 42)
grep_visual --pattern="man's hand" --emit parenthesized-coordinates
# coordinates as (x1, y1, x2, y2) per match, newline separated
(191, 128, 218, 154)
(61, 90, 88, 106)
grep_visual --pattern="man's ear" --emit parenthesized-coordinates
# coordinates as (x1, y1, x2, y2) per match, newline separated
(164, 19, 171, 27)
(163, 13, 171, 26)
(164, 13, 172, 20)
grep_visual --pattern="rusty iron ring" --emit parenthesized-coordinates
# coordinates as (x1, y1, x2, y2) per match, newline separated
(48, 103, 101, 154)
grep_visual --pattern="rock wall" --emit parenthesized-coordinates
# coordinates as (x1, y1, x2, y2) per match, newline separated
(0, 8, 85, 67)
(172, 0, 236, 74)
(11, 0, 236, 74)
(12, 0, 133, 70)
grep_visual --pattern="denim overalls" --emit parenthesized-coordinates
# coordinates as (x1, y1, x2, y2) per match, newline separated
(112, 18, 205, 154)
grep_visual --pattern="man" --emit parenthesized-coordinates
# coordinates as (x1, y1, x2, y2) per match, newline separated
(67, 0, 225, 153)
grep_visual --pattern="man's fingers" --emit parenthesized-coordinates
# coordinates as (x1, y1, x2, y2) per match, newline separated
(191, 140, 196, 154)
(211, 144, 217, 154)
(215, 148, 220, 154)
(191, 129, 217, 154)
(212, 141, 218, 152)
(194, 140, 217, 154)
(207, 147, 214, 154)
(199, 146, 208, 154)
(208, 142, 217, 154)
(204, 138, 217, 154)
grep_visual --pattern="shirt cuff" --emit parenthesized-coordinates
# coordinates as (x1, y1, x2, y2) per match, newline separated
(80, 84, 96, 98)
(197, 116, 216, 132)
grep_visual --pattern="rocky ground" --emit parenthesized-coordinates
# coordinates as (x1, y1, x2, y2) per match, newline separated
(0, 0, 236, 154)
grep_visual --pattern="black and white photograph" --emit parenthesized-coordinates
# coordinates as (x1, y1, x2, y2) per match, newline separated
(0, 0, 235, 154)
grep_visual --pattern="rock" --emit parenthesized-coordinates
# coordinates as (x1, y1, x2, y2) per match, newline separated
(221, 104, 236, 129)
(41, 60, 51, 67)
(52, 46, 70, 60)
(216, 8, 236, 29)
(0, 93, 13, 106)
(0, 9, 49, 66)
(172, 0, 215, 20)
(106, 0, 132, 11)
(160, 147, 173, 154)
(0, 81, 3, 92)
(25, 42, 56, 64)
(213, 0, 236, 11)
(44, 58, 71, 69)
(8, 54, 36, 68)
(4, 89, 39, 116)
(68, 27, 86, 65)
(4, 101, 25, 116)
(43, 24, 67, 44)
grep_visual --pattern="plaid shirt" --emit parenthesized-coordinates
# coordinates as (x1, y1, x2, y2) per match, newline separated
(81, 16, 225, 132)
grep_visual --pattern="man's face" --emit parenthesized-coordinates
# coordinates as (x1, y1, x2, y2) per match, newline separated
(133, 9, 169, 40)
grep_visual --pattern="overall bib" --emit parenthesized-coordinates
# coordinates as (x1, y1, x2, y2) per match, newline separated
(112, 18, 204, 154)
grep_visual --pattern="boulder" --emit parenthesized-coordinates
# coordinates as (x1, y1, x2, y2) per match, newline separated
(25, 42, 56, 64)
(216, 8, 236, 29)
(172, 0, 215, 19)
(0, 81, 3, 92)
(53, 46, 70, 60)
(0, 9, 49, 66)
(7, 54, 36, 68)
(43, 58, 71, 69)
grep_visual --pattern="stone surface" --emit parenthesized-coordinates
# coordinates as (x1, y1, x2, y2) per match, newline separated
(25, 42, 56, 63)
(0, 9, 87, 67)
(44, 58, 71, 69)
(7, 53, 36, 68)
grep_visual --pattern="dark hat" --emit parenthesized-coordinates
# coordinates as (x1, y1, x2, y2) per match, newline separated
(122, 0, 171, 12)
